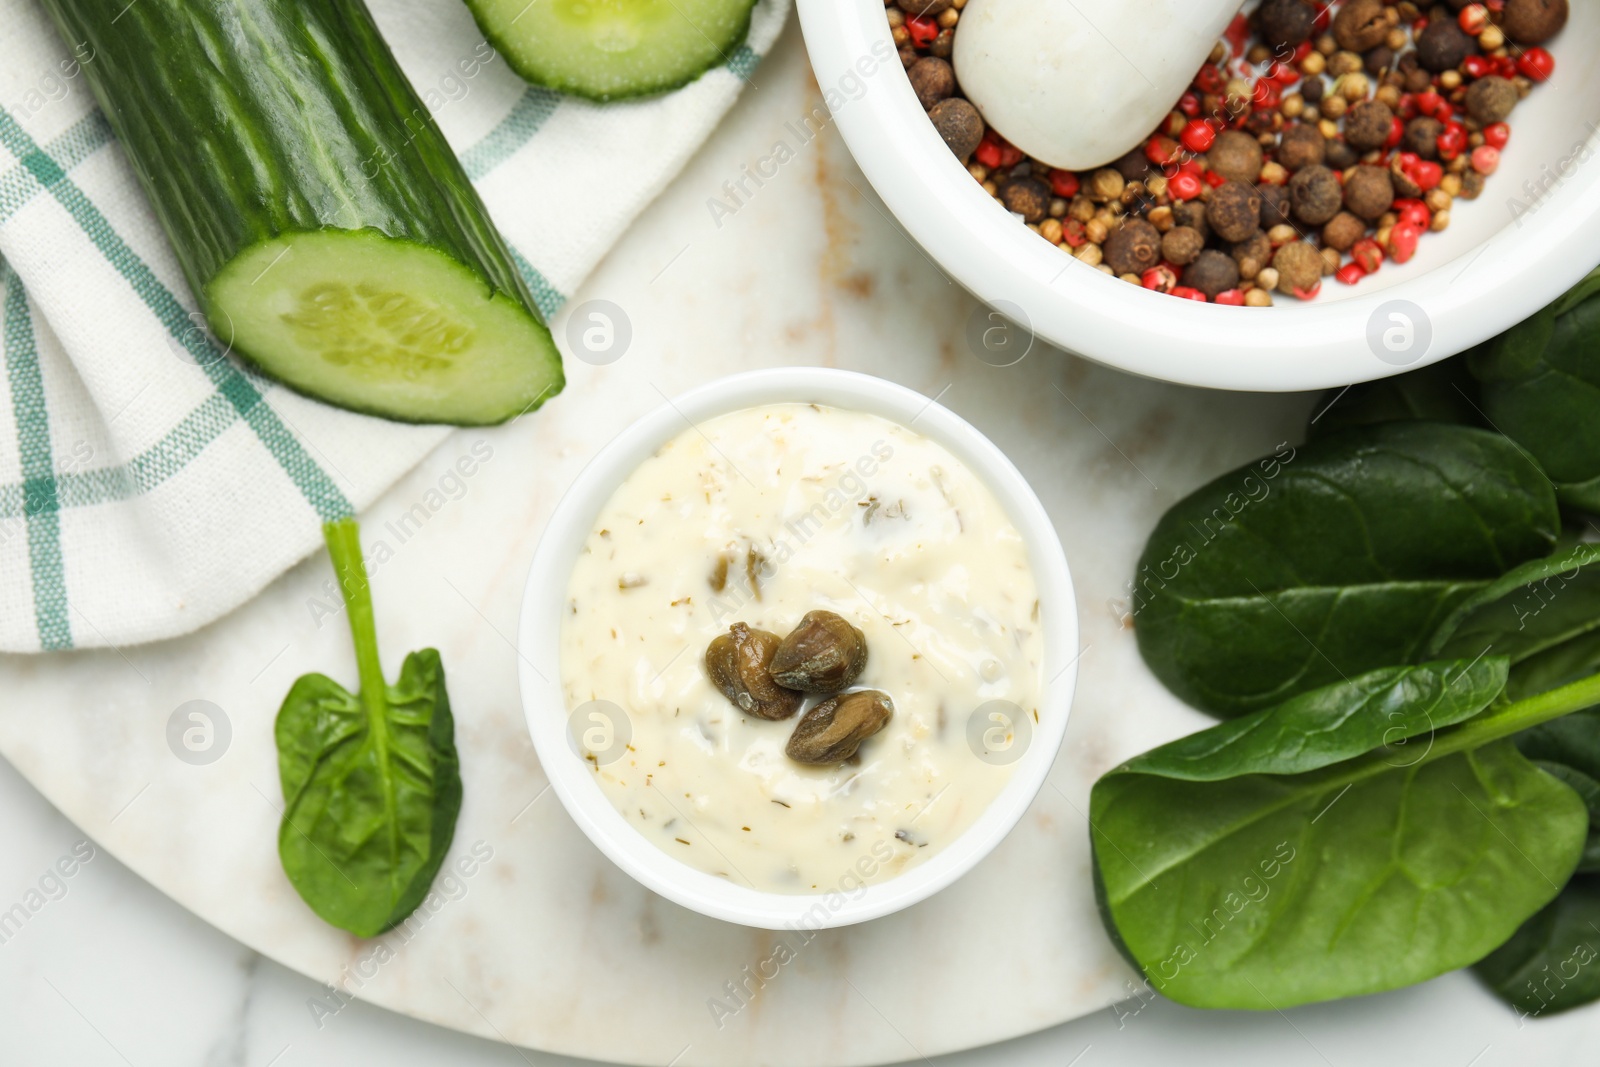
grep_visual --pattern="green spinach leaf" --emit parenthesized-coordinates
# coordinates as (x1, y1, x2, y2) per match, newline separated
(1470, 269, 1600, 514)
(1473, 876, 1600, 1018)
(276, 519, 462, 938)
(1133, 422, 1560, 718)
(1091, 661, 1600, 1010)
(1517, 710, 1600, 873)
(1427, 543, 1600, 665)
(1306, 358, 1480, 440)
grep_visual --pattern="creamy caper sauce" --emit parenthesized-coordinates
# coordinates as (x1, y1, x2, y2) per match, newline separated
(560, 403, 1044, 893)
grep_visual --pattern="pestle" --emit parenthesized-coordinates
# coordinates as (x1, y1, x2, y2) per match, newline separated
(952, 0, 1243, 171)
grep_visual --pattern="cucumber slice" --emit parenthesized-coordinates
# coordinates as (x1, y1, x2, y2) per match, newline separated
(210, 232, 560, 425)
(39, 0, 564, 426)
(469, 0, 757, 101)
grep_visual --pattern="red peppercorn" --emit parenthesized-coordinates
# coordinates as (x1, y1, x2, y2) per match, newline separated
(906, 14, 939, 47)
(1416, 90, 1443, 118)
(1062, 219, 1087, 248)
(1146, 136, 1180, 167)
(1389, 222, 1423, 265)
(1458, 4, 1489, 34)
(1385, 116, 1405, 150)
(1437, 122, 1468, 161)
(1203, 169, 1228, 188)
(1170, 172, 1204, 200)
(998, 142, 1023, 168)
(1463, 55, 1494, 80)
(1352, 238, 1385, 274)
(1214, 289, 1246, 306)
(1472, 145, 1501, 175)
(1483, 123, 1511, 149)
(1336, 262, 1368, 286)
(1195, 65, 1226, 94)
(1394, 199, 1432, 230)
(1495, 55, 1518, 79)
(1272, 61, 1301, 87)
(1518, 48, 1556, 83)
(1141, 266, 1178, 293)
(1252, 80, 1281, 110)
(1049, 169, 1080, 198)
(1179, 92, 1201, 117)
(1170, 286, 1208, 302)
(1293, 41, 1314, 62)
(1312, 3, 1331, 31)
(974, 137, 1001, 169)
(1180, 120, 1217, 154)
(1411, 159, 1444, 191)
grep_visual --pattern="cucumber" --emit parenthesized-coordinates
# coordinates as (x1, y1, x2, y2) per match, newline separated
(39, 0, 563, 426)
(467, 0, 757, 101)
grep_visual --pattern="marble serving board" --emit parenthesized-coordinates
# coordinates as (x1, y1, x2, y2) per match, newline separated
(0, 24, 1318, 1067)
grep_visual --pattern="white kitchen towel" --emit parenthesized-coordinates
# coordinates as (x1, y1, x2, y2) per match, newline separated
(0, 0, 788, 652)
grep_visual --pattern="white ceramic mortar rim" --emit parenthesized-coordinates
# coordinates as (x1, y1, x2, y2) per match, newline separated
(794, 0, 1600, 392)
(518, 368, 1079, 929)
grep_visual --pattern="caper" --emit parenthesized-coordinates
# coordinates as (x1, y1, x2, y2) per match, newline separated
(768, 610, 868, 694)
(785, 690, 894, 765)
(705, 622, 804, 721)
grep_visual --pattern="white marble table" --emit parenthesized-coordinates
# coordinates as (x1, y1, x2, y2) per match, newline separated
(2, 18, 1597, 1067)
(4, 755, 1597, 1064)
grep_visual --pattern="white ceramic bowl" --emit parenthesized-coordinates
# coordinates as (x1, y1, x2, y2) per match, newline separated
(795, 0, 1600, 392)
(518, 368, 1078, 929)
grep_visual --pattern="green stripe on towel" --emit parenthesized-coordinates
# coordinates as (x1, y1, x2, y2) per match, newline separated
(726, 45, 760, 81)
(1, 264, 71, 650)
(0, 111, 112, 228)
(460, 87, 562, 180)
(0, 108, 353, 522)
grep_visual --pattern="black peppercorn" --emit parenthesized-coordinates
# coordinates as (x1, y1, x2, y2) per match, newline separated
(1333, 0, 1390, 52)
(1466, 76, 1519, 125)
(1404, 117, 1443, 160)
(906, 57, 954, 111)
(1185, 250, 1241, 299)
(1416, 18, 1478, 72)
(1324, 138, 1359, 170)
(1258, 0, 1318, 50)
(929, 98, 983, 162)
(999, 177, 1051, 224)
(1502, 0, 1568, 45)
(1206, 181, 1262, 243)
(1289, 164, 1343, 225)
(1278, 125, 1326, 171)
(1343, 165, 1395, 221)
(1104, 218, 1163, 276)
(1345, 100, 1395, 152)
(1207, 130, 1264, 184)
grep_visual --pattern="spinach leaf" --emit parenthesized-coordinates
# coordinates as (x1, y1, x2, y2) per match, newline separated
(276, 519, 462, 938)
(1306, 358, 1480, 440)
(1133, 422, 1560, 718)
(1120, 658, 1509, 779)
(1473, 876, 1600, 1018)
(1517, 710, 1600, 873)
(1476, 711, 1600, 1016)
(1427, 543, 1600, 665)
(1091, 660, 1600, 1010)
(1511, 630, 1600, 703)
(1470, 269, 1600, 514)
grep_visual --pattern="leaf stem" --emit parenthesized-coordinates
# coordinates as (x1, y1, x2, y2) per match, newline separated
(323, 518, 386, 704)
(1424, 671, 1600, 763)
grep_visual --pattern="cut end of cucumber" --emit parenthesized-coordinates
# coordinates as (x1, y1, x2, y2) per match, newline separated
(471, 0, 756, 101)
(208, 231, 563, 425)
